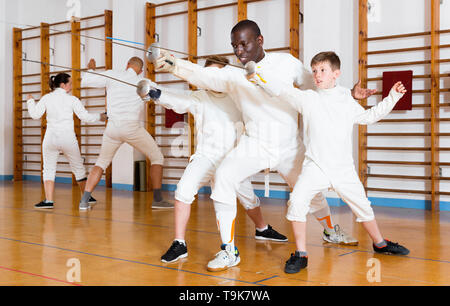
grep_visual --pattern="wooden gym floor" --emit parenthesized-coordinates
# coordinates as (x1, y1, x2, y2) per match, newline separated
(0, 180, 448, 286)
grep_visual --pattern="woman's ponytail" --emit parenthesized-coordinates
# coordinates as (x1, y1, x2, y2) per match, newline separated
(49, 76, 56, 90)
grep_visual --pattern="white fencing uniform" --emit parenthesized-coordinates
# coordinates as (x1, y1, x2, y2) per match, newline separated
(172, 53, 328, 205)
(27, 88, 101, 181)
(276, 85, 404, 222)
(172, 52, 330, 244)
(81, 68, 164, 170)
(156, 89, 259, 209)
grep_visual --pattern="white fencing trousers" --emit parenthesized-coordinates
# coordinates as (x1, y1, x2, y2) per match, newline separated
(95, 121, 164, 171)
(175, 155, 260, 210)
(210, 135, 330, 245)
(42, 130, 86, 182)
(287, 159, 375, 223)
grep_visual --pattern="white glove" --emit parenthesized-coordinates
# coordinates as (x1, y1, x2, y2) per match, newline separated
(155, 50, 177, 73)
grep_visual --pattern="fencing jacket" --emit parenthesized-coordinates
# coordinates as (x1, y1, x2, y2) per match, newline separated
(81, 68, 145, 123)
(156, 89, 243, 166)
(278, 85, 404, 182)
(172, 52, 314, 167)
(27, 88, 100, 132)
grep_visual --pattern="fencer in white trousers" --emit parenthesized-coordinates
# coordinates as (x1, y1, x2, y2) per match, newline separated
(157, 89, 258, 209)
(78, 57, 172, 210)
(27, 76, 105, 209)
(154, 58, 290, 265)
(155, 20, 370, 271)
(253, 51, 410, 274)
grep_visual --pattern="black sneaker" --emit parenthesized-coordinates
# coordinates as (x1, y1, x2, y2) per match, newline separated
(88, 196, 97, 204)
(161, 241, 188, 263)
(34, 201, 54, 209)
(255, 225, 288, 242)
(284, 251, 308, 274)
(373, 240, 410, 255)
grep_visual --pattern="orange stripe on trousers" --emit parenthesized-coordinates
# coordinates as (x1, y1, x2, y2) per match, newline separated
(228, 218, 236, 244)
(317, 215, 333, 229)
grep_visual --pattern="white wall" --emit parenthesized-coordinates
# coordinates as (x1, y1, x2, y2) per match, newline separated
(363, 0, 450, 204)
(0, 0, 20, 178)
(0, 0, 8, 177)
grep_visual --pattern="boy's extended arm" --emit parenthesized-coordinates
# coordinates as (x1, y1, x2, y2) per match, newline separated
(155, 89, 198, 115)
(248, 69, 311, 113)
(278, 86, 311, 113)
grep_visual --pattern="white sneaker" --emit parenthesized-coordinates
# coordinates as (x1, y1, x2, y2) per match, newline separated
(207, 244, 240, 272)
(323, 224, 358, 246)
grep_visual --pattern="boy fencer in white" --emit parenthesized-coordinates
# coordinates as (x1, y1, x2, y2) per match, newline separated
(155, 20, 373, 272)
(251, 51, 410, 274)
(27, 73, 106, 209)
(153, 56, 287, 265)
(78, 57, 173, 210)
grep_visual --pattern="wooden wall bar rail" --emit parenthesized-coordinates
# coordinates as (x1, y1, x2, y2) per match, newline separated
(19, 13, 105, 31)
(152, 0, 266, 19)
(365, 160, 431, 166)
(13, 28, 23, 180)
(366, 187, 431, 195)
(366, 28, 450, 41)
(430, 0, 440, 210)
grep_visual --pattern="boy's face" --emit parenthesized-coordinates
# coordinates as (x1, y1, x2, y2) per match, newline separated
(311, 61, 341, 89)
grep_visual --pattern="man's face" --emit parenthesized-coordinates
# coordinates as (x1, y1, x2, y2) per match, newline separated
(311, 61, 340, 89)
(230, 28, 264, 65)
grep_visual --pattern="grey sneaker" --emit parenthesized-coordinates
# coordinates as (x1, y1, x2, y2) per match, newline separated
(323, 224, 358, 246)
(152, 199, 174, 209)
(79, 201, 91, 211)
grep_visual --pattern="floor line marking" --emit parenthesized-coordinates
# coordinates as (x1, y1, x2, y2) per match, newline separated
(1, 205, 448, 265)
(0, 235, 263, 286)
(0, 264, 82, 286)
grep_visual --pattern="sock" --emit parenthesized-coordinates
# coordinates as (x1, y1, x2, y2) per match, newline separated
(174, 239, 186, 246)
(296, 251, 308, 257)
(80, 191, 91, 205)
(374, 239, 387, 248)
(223, 243, 237, 257)
(313, 206, 335, 233)
(153, 189, 163, 202)
(44, 199, 54, 204)
(256, 225, 268, 232)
